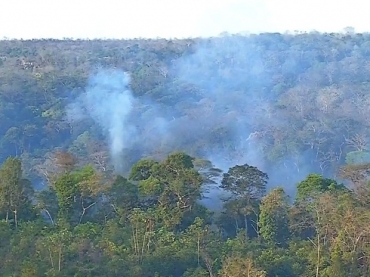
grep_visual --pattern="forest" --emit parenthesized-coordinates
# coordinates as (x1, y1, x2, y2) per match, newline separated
(1, 32, 370, 276)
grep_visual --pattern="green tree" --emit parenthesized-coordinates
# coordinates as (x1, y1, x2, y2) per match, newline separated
(54, 165, 102, 224)
(128, 208, 157, 263)
(181, 217, 221, 276)
(105, 175, 138, 221)
(129, 159, 159, 181)
(221, 164, 268, 238)
(259, 187, 290, 246)
(296, 174, 345, 203)
(256, 247, 302, 277)
(54, 173, 79, 222)
(130, 152, 203, 228)
(36, 188, 59, 225)
(219, 255, 266, 277)
(0, 157, 35, 228)
(40, 228, 73, 274)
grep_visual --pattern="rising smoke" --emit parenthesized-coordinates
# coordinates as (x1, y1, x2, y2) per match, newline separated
(66, 70, 137, 172)
(66, 35, 324, 203)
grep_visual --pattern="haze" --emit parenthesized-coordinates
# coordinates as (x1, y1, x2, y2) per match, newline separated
(1, 0, 368, 39)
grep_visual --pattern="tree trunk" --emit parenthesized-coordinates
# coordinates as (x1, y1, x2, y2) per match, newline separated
(244, 215, 248, 239)
(14, 209, 18, 229)
(201, 251, 215, 277)
(79, 199, 96, 224)
(316, 233, 320, 277)
(197, 235, 200, 266)
(48, 247, 54, 269)
(58, 245, 62, 272)
(44, 209, 54, 225)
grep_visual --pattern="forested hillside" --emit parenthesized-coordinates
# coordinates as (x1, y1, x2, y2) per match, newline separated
(1, 33, 370, 276)
(2, 33, 370, 186)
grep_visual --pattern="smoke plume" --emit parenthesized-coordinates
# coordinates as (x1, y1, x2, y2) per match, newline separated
(67, 35, 333, 206)
(66, 70, 136, 171)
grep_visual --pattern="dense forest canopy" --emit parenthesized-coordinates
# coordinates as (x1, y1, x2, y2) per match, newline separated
(1, 32, 370, 276)
(2, 33, 370, 189)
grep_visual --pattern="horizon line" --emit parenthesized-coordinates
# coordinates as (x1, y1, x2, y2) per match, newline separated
(0, 28, 367, 41)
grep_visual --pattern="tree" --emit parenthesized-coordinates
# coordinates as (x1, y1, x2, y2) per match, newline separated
(256, 248, 300, 277)
(2, 127, 22, 155)
(52, 150, 77, 174)
(54, 165, 102, 224)
(33, 150, 77, 184)
(128, 208, 157, 263)
(129, 152, 203, 228)
(105, 175, 138, 221)
(219, 256, 266, 277)
(296, 174, 346, 203)
(316, 192, 370, 276)
(181, 217, 221, 276)
(259, 187, 290, 246)
(338, 163, 370, 204)
(36, 188, 59, 225)
(75, 166, 104, 224)
(129, 159, 159, 181)
(0, 157, 35, 228)
(345, 150, 370, 165)
(221, 164, 268, 238)
(40, 228, 72, 273)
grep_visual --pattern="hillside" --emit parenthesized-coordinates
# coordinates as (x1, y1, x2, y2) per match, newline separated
(1, 33, 370, 276)
(1, 33, 370, 188)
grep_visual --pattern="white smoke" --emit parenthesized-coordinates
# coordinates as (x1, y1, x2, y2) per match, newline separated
(66, 69, 137, 171)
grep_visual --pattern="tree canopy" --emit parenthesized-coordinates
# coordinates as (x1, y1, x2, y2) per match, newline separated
(2, 33, 370, 276)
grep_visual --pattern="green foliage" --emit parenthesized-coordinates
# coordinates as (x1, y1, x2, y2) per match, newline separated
(107, 175, 138, 220)
(54, 173, 79, 220)
(221, 164, 268, 200)
(3, 34, 370, 275)
(129, 159, 159, 181)
(220, 164, 268, 238)
(54, 165, 101, 224)
(219, 255, 267, 277)
(129, 152, 203, 229)
(1, 151, 370, 276)
(0, 157, 35, 226)
(259, 187, 290, 246)
(256, 248, 299, 277)
(296, 174, 346, 203)
(139, 176, 163, 196)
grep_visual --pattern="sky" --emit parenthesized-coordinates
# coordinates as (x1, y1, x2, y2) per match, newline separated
(0, 0, 369, 39)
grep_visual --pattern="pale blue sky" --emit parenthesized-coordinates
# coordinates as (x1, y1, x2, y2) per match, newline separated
(0, 0, 369, 39)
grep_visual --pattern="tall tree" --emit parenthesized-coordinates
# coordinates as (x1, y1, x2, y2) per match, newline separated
(296, 174, 346, 203)
(105, 175, 138, 221)
(259, 187, 290, 246)
(221, 164, 268, 238)
(130, 152, 203, 228)
(54, 165, 102, 225)
(0, 157, 34, 228)
(219, 256, 266, 277)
